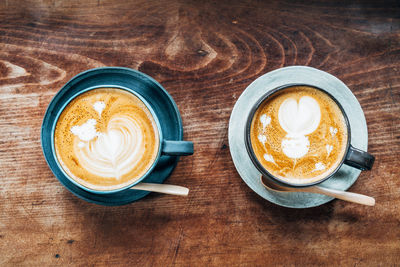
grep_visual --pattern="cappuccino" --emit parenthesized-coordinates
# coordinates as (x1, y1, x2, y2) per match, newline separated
(250, 86, 348, 184)
(54, 88, 160, 191)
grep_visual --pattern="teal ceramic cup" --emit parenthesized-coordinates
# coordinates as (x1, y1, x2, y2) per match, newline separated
(42, 68, 193, 195)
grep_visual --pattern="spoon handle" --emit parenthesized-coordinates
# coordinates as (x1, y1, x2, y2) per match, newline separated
(309, 186, 375, 206)
(130, 183, 189, 196)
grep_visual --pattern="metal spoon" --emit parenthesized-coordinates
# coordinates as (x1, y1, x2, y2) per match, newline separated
(260, 176, 375, 206)
(130, 183, 189, 196)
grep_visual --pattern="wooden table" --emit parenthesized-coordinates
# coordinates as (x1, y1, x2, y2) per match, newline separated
(1, 1, 399, 266)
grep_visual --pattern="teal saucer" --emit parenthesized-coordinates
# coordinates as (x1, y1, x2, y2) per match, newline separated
(41, 67, 183, 206)
(228, 66, 368, 208)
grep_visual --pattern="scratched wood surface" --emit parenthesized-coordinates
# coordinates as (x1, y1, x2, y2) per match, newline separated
(0, 0, 399, 266)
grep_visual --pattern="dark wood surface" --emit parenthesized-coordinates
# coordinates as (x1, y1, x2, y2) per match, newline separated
(1, 1, 399, 266)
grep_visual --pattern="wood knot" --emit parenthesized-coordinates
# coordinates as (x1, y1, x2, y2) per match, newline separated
(196, 49, 209, 56)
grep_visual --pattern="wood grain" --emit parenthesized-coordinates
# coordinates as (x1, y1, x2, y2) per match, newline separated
(1, 0, 399, 266)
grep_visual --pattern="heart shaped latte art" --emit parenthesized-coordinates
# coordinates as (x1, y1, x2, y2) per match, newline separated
(278, 96, 321, 135)
(278, 96, 321, 159)
(73, 116, 146, 180)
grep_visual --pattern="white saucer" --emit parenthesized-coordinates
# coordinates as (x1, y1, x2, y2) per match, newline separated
(228, 66, 368, 208)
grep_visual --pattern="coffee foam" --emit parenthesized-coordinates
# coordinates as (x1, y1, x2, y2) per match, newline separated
(250, 86, 348, 184)
(74, 116, 145, 180)
(93, 101, 105, 117)
(278, 96, 321, 136)
(54, 88, 159, 191)
(70, 119, 98, 141)
(278, 96, 321, 159)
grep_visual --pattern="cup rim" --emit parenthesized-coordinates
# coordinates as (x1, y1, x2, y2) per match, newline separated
(51, 85, 164, 194)
(244, 83, 351, 188)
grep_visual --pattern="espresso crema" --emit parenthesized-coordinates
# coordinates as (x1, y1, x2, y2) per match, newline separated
(250, 86, 348, 184)
(54, 88, 159, 191)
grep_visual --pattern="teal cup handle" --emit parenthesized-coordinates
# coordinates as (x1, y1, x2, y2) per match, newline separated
(162, 140, 194, 156)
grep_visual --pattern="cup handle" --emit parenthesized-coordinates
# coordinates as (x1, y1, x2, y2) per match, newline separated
(344, 145, 375, 170)
(161, 140, 194, 156)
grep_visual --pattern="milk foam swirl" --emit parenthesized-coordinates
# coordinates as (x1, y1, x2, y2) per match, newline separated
(72, 115, 146, 180)
(278, 96, 321, 159)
